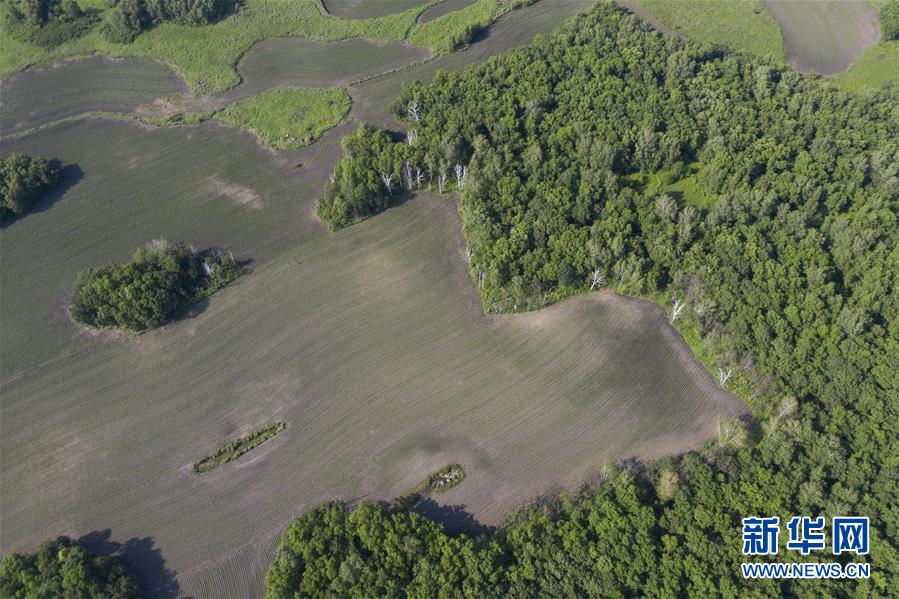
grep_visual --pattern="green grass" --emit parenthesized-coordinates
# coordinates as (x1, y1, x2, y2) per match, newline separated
(194, 422, 286, 473)
(637, 0, 785, 59)
(408, 0, 513, 53)
(214, 87, 351, 149)
(833, 40, 899, 92)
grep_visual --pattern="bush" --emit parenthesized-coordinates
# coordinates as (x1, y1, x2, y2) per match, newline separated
(880, 0, 899, 40)
(0, 152, 61, 222)
(3, 0, 97, 47)
(69, 239, 245, 332)
(0, 536, 140, 599)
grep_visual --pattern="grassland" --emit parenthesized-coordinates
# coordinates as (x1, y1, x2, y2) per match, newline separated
(323, 0, 431, 19)
(764, 0, 880, 74)
(833, 38, 899, 91)
(0, 0, 529, 94)
(214, 87, 351, 149)
(635, 0, 785, 59)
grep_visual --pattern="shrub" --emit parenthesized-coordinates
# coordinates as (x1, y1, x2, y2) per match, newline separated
(104, 0, 227, 43)
(0, 536, 140, 599)
(69, 239, 245, 332)
(0, 152, 61, 222)
(3, 0, 97, 47)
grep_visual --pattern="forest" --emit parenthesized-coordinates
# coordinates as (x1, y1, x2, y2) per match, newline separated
(0, 537, 139, 599)
(0, 152, 60, 223)
(69, 239, 245, 333)
(292, 2, 899, 596)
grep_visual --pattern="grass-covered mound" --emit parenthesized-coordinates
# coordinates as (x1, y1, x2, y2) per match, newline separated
(70, 239, 245, 333)
(215, 87, 350, 150)
(0, 152, 61, 223)
(194, 422, 285, 473)
(0, 536, 140, 599)
(427, 463, 465, 492)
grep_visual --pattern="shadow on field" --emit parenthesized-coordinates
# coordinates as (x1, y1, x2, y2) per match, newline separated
(0, 162, 83, 228)
(78, 529, 185, 599)
(410, 497, 495, 538)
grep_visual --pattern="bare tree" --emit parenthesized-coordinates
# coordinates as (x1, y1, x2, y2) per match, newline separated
(415, 167, 425, 188)
(477, 270, 485, 287)
(776, 396, 797, 421)
(380, 172, 395, 196)
(406, 129, 417, 146)
(590, 268, 603, 290)
(438, 170, 447, 193)
(461, 247, 473, 264)
(408, 101, 420, 122)
(402, 162, 414, 189)
(670, 297, 685, 323)
(454, 163, 464, 187)
(328, 173, 335, 184)
(718, 365, 735, 387)
(202, 260, 214, 277)
(693, 299, 716, 318)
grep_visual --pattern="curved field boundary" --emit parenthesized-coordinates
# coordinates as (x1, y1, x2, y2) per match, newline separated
(764, 0, 881, 75)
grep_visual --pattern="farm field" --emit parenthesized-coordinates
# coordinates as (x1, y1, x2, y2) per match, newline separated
(765, 0, 881, 74)
(1, 189, 745, 597)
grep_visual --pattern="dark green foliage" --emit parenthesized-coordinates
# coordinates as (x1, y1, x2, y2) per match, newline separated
(103, 0, 225, 43)
(880, 0, 899, 40)
(264, 503, 503, 599)
(0, 536, 140, 599)
(69, 240, 245, 332)
(289, 3, 898, 596)
(194, 422, 285, 473)
(316, 124, 412, 230)
(428, 463, 465, 492)
(3, 0, 96, 47)
(0, 152, 61, 222)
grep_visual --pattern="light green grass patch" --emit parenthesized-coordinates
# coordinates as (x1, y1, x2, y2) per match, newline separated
(407, 0, 509, 54)
(214, 87, 351, 149)
(637, 0, 785, 59)
(833, 40, 899, 92)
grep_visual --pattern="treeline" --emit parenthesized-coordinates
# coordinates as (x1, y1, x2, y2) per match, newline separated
(104, 0, 231, 43)
(297, 2, 898, 595)
(3, 0, 96, 47)
(0, 536, 140, 599)
(70, 239, 245, 333)
(0, 152, 61, 223)
(2, 0, 231, 47)
(881, 0, 899, 41)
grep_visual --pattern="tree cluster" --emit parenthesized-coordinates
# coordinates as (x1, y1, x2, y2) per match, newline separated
(2, 0, 95, 47)
(69, 239, 245, 333)
(0, 536, 139, 599)
(0, 152, 61, 223)
(295, 2, 898, 595)
(103, 0, 227, 43)
(880, 0, 899, 41)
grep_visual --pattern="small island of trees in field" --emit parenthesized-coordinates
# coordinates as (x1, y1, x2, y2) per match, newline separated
(0, 152, 61, 223)
(69, 239, 246, 333)
(0, 536, 139, 599)
(194, 421, 286, 473)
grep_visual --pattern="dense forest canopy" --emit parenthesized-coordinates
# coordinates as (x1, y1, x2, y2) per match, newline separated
(0, 536, 139, 599)
(104, 0, 228, 43)
(291, 3, 899, 596)
(0, 152, 61, 222)
(69, 239, 245, 333)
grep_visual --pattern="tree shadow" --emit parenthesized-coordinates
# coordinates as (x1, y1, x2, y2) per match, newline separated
(408, 496, 495, 538)
(77, 529, 186, 599)
(0, 162, 83, 228)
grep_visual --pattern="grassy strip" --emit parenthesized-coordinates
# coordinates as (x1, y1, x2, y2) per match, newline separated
(194, 422, 286, 473)
(407, 0, 520, 54)
(636, 0, 785, 60)
(214, 87, 351, 149)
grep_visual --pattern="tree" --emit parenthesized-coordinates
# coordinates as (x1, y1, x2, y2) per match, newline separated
(0, 152, 61, 222)
(0, 537, 140, 599)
